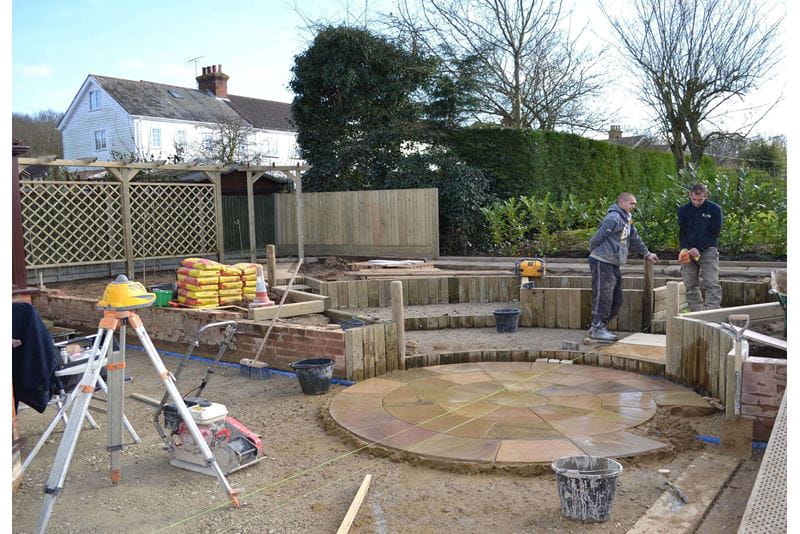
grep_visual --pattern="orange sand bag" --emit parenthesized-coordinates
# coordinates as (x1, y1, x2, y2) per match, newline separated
(231, 263, 259, 275)
(178, 288, 218, 299)
(177, 273, 220, 285)
(177, 267, 220, 279)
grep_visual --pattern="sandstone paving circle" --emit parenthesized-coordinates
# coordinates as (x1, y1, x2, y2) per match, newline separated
(328, 362, 712, 465)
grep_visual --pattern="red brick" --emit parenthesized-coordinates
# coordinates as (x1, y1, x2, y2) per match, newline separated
(741, 404, 778, 418)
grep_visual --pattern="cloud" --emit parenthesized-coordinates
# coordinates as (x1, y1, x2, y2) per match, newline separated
(19, 65, 55, 78)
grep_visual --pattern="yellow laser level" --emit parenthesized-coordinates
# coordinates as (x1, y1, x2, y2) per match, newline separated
(97, 275, 156, 310)
(515, 258, 546, 289)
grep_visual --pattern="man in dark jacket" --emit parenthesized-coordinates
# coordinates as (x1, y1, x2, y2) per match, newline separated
(588, 193, 658, 341)
(678, 183, 723, 311)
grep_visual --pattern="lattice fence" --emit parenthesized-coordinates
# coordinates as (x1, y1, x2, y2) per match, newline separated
(20, 181, 125, 267)
(130, 183, 217, 259)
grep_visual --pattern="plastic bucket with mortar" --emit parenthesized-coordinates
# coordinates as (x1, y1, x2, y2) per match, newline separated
(551, 455, 623, 522)
(289, 358, 335, 395)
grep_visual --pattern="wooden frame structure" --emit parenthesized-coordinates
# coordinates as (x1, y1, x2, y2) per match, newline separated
(15, 158, 310, 277)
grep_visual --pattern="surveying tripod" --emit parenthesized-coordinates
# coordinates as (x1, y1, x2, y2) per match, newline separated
(35, 280, 241, 534)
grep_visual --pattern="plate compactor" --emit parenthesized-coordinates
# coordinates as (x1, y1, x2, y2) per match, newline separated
(514, 258, 546, 289)
(153, 321, 265, 476)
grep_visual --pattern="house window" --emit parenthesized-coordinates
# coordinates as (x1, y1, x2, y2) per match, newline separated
(94, 130, 107, 150)
(175, 130, 186, 148)
(89, 90, 100, 110)
(150, 128, 161, 148)
(202, 133, 213, 150)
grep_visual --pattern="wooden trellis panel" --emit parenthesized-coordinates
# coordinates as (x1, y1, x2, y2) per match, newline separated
(129, 183, 218, 259)
(19, 180, 125, 268)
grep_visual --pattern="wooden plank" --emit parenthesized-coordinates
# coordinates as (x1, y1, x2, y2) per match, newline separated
(488, 276, 500, 302)
(362, 325, 376, 379)
(630, 290, 643, 334)
(580, 289, 592, 330)
(544, 289, 557, 328)
(469, 277, 478, 303)
(384, 322, 399, 371)
(418, 278, 430, 306)
(458, 278, 468, 303)
(478, 277, 488, 303)
(327, 282, 339, 310)
(367, 280, 379, 307)
(336, 474, 372, 534)
(405, 278, 418, 306)
(568, 289, 581, 329)
(357, 281, 369, 308)
(349, 327, 364, 381)
(347, 281, 358, 310)
(247, 300, 324, 321)
(439, 277, 448, 305)
(556, 289, 570, 328)
(378, 280, 388, 308)
(520, 290, 533, 327)
(447, 277, 458, 303)
(427, 278, 439, 305)
(532, 289, 546, 327)
(271, 287, 328, 303)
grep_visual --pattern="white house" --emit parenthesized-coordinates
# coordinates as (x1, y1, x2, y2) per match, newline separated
(58, 65, 301, 165)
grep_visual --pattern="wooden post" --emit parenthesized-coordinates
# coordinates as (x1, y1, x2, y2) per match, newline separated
(246, 171, 257, 263)
(108, 168, 140, 279)
(11, 143, 29, 290)
(294, 168, 304, 262)
(665, 281, 681, 378)
(391, 281, 405, 369)
(266, 244, 277, 288)
(203, 171, 225, 263)
(642, 259, 654, 331)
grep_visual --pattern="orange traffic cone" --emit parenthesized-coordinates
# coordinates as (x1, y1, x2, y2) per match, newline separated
(248, 266, 274, 309)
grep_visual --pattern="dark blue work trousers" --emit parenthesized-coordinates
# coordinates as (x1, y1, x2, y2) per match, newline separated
(590, 258, 623, 328)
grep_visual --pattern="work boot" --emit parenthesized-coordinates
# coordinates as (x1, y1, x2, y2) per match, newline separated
(589, 324, 617, 342)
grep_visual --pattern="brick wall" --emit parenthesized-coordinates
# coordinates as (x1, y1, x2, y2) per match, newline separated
(31, 291, 347, 377)
(741, 356, 786, 441)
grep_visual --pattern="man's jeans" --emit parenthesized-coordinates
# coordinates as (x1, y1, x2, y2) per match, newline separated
(590, 258, 622, 327)
(681, 246, 721, 311)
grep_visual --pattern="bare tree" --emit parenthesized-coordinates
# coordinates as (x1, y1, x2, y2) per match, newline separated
(388, 0, 608, 132)
(12, 110, 64, 156)
(178, 115, 258, 165)
(601, 0, 783, 168)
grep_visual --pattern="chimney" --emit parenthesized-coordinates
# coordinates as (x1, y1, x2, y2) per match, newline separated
(196, 64, 229, 98)
(608, 124, 622, 140)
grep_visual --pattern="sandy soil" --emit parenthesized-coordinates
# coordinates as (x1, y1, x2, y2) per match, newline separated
(13, 346, 740, 534)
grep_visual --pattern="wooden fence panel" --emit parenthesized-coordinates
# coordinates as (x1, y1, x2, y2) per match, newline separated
(275, 188, 439, 258)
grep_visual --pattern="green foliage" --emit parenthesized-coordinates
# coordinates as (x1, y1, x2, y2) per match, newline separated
(445, 127, 684, 200)
(482, 167, 786, 258)
(379, 150, 495, 256)
(290, 25, 436, 191)
(741, 136, 787, 177)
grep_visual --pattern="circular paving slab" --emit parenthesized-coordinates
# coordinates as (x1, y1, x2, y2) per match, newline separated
(329, 362, 712, 465)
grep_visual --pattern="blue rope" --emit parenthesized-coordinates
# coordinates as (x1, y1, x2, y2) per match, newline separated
(125, 344, 355, 386)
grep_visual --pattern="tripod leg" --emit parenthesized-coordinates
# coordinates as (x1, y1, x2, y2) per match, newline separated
(107, 323, 126, 484)
(131, 319, 241, 506)
(22, 397, 68, 471)
(36, 329, 113, 534)
(95, 374, 140, 443)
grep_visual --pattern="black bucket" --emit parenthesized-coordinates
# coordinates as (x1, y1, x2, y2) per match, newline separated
(289, 358, 335, 395)
(493, 308, 521, 333)
(551, 456, 623, 523)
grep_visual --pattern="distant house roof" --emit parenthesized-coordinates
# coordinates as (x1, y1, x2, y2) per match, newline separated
(607, 135, 671, 153)
(87, 75, 295, 132)
(227, 95, 296, 132)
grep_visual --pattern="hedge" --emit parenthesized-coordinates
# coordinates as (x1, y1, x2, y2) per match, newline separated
(445, 127, 715, 200)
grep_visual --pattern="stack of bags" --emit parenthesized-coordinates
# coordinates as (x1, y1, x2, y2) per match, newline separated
(177, 258, 221, 308)
(218, 264, 244, 305)
(232, 263, 260, 301)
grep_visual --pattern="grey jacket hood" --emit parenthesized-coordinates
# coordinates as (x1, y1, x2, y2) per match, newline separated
(588, 204, 650, 265)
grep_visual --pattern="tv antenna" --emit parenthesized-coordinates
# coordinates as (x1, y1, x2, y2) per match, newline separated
(187, 56, 205, 76)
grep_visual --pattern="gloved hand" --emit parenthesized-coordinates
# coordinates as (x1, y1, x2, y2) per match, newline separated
(678, 249, 690, 264)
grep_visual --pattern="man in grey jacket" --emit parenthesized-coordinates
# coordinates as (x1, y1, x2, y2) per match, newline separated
(588, 192, 658, 341)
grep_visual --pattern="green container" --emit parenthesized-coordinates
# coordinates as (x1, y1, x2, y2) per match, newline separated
(153, 289, 172, 307)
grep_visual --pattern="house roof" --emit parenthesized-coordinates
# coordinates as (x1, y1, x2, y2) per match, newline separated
(227, 95, 296, 132)
(608, 135, 671, 152)
(89, 75, 295, 132)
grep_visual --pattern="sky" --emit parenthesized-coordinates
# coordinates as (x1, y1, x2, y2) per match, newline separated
(9, 0, 789, 140)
